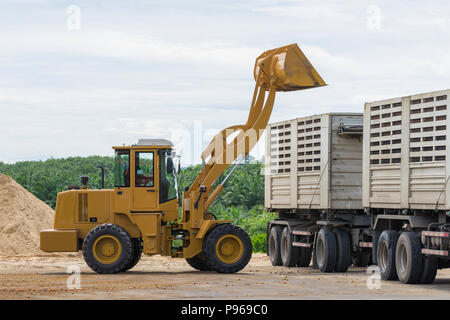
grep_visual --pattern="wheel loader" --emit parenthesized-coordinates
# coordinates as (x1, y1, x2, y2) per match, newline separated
(40, 43, 326, 274)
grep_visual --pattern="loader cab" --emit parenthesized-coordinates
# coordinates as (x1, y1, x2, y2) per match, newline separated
(113, 139, 179, 221)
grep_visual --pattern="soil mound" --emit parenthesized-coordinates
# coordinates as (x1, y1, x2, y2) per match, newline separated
(0, 174, 54, 256)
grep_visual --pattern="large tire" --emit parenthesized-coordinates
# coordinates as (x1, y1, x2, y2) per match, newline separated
(268, 226, 283, 266)
(316, 228, 337, 273)
(280, 227, 299, 267)
(123, 238, 143, 271)
(334, 228, 351, 272)
(395, 232, 423, 284)
(352, 252, 371, 267)
(377, 230, 399, 280)
(419, 256, 438, 284)
(185, 253, 211, 271)
(297, 244, 312, 267)
(202, 224, 252, 274)
(82, 223, 134, 274)
(372, 230, 381, 265)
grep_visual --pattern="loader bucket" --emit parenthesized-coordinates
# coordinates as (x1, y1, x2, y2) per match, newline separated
(254, 43, 326, 91)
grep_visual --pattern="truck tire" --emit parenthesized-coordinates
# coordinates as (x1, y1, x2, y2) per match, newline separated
(395, 232, 423, 284)
(334, 228, 351, 272)
(280, 227, 299, 267)
(372, 230, 381, 265)
(419, 256, 438, 284)
(82, 223, 134, 274)
(377, 230, 399, 280)
(316, 228, 337, 273)
(297, 246, 312, 267)
(202, 223, 252, 273)
(268, 226, 283, 266)
(122, 238, 143, 271)
(352, 252, 371, 267)
(185, 253, 212, 271)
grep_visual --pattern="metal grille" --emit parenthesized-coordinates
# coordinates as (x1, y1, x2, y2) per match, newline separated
(270, 122, 292, 174)
(369, 101, 402, 165)
(78, 193, 88, 223)
(409, 94, 447, 163)
(297, 116, 321, 172)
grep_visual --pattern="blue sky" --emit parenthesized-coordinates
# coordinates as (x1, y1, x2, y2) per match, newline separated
(1, 0, 449, 164)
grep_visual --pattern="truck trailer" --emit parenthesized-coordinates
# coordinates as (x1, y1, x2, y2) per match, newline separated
(266, 89, 450, 284)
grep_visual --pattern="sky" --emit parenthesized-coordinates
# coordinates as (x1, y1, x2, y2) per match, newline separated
(1, 0, 449, 164)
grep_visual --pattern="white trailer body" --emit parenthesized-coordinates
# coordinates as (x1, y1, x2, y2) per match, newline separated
(265, 113, 364, 212)
(363, 89, 450, 211)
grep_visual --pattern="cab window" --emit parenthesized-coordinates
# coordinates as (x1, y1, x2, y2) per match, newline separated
(114, 150, 130, 187)
(135, 152, 154, 187)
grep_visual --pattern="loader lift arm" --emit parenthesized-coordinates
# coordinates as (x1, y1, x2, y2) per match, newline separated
(181, 44, 326, 258)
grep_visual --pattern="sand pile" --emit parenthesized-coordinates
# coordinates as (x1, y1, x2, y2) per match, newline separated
(0, 174, 54, 256)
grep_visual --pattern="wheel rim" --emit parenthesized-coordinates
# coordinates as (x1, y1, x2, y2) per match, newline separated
(93, 235, 122, 264)
(379, 240, 389, 271)
(269, 232, 276, 258)
(215, 234, 244, 264)
(281, 231, 288, 259)
(398, 242, 408, 274)
(316, 237, 325, 266)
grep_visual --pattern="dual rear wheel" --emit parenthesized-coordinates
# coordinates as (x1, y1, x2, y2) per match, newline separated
(376, 230, 438, 284)
(268, 226, 312, 268)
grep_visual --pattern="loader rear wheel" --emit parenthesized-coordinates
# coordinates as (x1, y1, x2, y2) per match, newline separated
(334, 228, 351, 272)
(316, 228, 337, 273)
(280, 227, 299, 267)
(185, 253, 211, 271)
(268, 226, 283, 266)
(122, 238, 143, 271)
(82, 223, 133, 274)
(202, 224, 252, 273)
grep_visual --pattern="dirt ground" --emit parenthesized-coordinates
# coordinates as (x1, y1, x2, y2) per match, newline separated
(0, 253, 448, 300)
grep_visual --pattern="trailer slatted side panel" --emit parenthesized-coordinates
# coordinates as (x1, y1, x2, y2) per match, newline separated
(265, 113, 363, 211)
(362, 89, 450, 210)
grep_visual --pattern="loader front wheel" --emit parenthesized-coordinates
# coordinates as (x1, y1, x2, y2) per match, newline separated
(202, 224, 252, 273)
(82, 223, 133, 274)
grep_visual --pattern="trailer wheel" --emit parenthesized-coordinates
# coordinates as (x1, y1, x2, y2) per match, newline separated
(372, 230, 381, 265)
(268, 226, 283, 266)
(316, 228, 337, 273)
(395, 232, 423, 284)
(297, 244, 312, 267)
(202, 223, 252, 273)
(377, 230, 399, 280)
(280, 227, 299, 267)
(352, 252, 371, 267)
(334, 228, 351, 272)
(82, 223, 134, 274)
(185, 253, 211, 271)
(419, 256, 437, 284)
(122, 238, 143, 271)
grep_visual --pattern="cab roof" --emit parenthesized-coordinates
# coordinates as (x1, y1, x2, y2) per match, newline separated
(113, 139, 173, 150)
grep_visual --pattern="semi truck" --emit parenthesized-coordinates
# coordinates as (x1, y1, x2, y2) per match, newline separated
(266, 89, 450, 284)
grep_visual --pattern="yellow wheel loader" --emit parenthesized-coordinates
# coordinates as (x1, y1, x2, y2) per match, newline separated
(40, 43, 326, 274)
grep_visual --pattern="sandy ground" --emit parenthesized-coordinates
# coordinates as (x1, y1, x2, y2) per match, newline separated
(0, 253, 448, 300)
